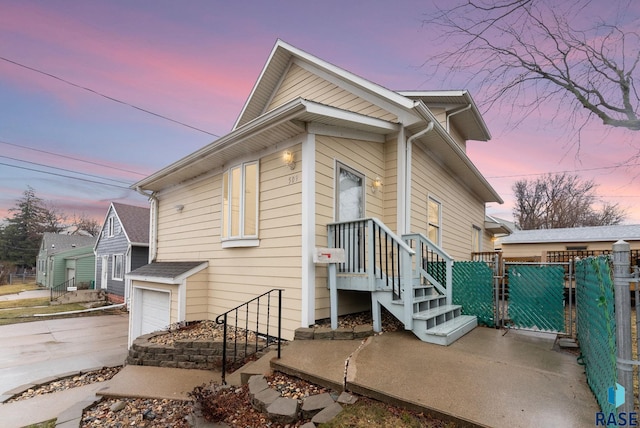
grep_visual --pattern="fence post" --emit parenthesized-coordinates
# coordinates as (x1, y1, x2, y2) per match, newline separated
(613, 239, 633, 413)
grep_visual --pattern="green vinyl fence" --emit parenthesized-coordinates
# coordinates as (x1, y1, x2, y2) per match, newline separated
(575, 256, 617, 415)
(452, 261, 495, 327)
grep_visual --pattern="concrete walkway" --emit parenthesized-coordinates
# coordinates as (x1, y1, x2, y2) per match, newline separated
(0, 288, 51, 301)
(273, 327, 600, 428)
(0, 324, 600, 428)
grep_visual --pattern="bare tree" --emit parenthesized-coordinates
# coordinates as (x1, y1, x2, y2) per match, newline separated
(69, 213, 101, 237)
(425, 0, 640, 134)
(513, 172, 626, 229)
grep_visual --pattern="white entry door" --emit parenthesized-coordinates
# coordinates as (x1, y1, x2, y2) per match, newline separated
(101, 256, 109, 289)
(336, 162, 365, 272)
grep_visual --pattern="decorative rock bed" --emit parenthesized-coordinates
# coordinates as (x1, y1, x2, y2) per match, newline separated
(126, 332, 261, 370)
(294, 325, 374, 340)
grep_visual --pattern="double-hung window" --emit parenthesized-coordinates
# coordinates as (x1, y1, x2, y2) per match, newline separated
(428, 196, 442, 246)
(112, 254, 124, 280)
(222, 161, 258, 246)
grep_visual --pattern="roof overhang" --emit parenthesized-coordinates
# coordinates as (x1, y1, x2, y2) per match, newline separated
(127, 261, 208, 285)
(399, 90, 491, 141)
(133, 98, 399, 192)
(411, 102, 503, 204)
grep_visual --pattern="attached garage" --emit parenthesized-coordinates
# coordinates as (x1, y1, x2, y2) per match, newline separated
(127, 261, 208, 347)
(139, 288, 170, 335)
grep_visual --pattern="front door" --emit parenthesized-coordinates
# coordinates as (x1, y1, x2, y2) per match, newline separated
(336, 162, 365, 272)
(101, 255, 109, 289)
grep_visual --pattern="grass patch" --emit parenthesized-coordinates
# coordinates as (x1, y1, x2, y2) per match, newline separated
(0, 297, 50, 309)
(0, 299, 89, 326)
(0, 282, 41, 296)
(318, 398, 458, 428)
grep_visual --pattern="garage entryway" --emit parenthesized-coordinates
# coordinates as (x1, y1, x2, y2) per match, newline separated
(139, 289, 170, 335)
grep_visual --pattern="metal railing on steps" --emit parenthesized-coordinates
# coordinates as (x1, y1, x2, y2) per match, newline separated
(215, 288, 283, 384)
(51, 277, 75, 301)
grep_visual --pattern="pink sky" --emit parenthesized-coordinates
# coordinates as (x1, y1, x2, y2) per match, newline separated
(0, 0, 638, 226)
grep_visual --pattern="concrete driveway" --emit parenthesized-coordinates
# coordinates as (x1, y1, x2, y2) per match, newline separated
(0, 313, 129, 397)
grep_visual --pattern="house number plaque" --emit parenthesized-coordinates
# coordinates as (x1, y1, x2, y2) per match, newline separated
(288, 174, 301, 185)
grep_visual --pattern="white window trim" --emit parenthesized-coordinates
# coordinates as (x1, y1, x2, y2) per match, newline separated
(428, 195, 442, 246)
(107, 217, 115, 237)
(112, 254, 124, 281)
(221, 161, 259, 246)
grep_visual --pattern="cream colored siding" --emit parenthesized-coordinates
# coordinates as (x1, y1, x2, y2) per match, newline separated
(268, 63, 397, 122)
(185, 269, 208, 321)
(383, 138, 398, 232)
(313, 135, 385, 320)
(409, 144, 485, 261)
(153, 148, 304, 340)
(429, 107, 467, 150)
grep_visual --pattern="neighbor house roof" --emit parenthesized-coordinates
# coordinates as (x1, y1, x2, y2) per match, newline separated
(112, 202, 150, 245)
(41, 233, 97, 255)
(500, 224, 640, 244)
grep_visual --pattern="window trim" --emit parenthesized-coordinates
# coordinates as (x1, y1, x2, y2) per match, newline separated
(107, 216, 115, 237)
(221, 161, 259, 247)
(112, 254, 124, 281)
(427, 195, 442, 246)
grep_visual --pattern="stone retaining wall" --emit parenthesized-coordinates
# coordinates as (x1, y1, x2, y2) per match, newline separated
(294, 325, 374, 340)
(126, 333, 258, 370)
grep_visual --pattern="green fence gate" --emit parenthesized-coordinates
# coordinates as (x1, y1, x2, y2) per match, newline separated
(453, 259, 572, 334)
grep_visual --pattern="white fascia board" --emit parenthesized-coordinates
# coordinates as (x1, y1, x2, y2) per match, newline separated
(282, 41, 415, 110)
(303, 101, 399, 133)
(133, 99, 308, 190)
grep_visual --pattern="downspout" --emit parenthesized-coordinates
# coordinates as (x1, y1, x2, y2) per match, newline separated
(445, 104, 472, 133)
(403, 121, 434, 234)
(135, 187, 158, 263)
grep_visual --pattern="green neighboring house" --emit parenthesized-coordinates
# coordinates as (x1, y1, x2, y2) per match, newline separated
(36, 233, 97, 289)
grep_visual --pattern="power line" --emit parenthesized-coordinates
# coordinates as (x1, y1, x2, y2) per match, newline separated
(486, 163, 640, 179)
(0, 55, 221, 138)
(0, 162, 132, 190)
(0, 155, 133, 185)
(0, 139, 146, 176)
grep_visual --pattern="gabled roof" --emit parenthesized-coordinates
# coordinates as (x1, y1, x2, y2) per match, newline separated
(96, 202, 150, 247)
(133, 40, 502, 204)
(500, 224, 640, 244)
(112, 203, 150, 245)
(399, 91, 491, 141)
(40, 233, 97, 256)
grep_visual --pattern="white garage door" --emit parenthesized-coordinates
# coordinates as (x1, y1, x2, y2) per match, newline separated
(140, 289, 170, 335)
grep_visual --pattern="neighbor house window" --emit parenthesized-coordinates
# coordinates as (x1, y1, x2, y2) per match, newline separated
(428, 196, 441, 246)
(112, 254, 124, 280)
(472, 225, 482, 253)
(222, 161, 258, 244)
(107, 217, 115, 237)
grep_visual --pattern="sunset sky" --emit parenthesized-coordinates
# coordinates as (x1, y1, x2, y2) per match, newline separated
(1, 0, 638, 226)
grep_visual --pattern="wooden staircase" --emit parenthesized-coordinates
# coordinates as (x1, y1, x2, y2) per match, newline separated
(328, 219, 477, 346)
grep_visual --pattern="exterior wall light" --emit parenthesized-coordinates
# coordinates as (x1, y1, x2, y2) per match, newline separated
(175, 204, 184, 212)
(283, 150, 296, 170)
(372, 176, 383, 193)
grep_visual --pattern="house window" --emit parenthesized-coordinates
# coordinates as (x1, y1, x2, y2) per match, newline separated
(112, 254, 124, 280)
(472, 225, 482, 253)
(428, 196, 442, 245)
(107, 217, 115, 237)
(222, 161, 258, 244)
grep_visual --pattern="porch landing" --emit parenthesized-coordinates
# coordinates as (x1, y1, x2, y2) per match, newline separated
(273, 326, 599, 428)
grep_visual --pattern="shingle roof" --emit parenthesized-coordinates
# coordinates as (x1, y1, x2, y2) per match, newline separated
(500, 224, 640, 244)
(41, 232, 97, 255)
(128, 261, 207, 283)
(112, 202, 150, 244)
